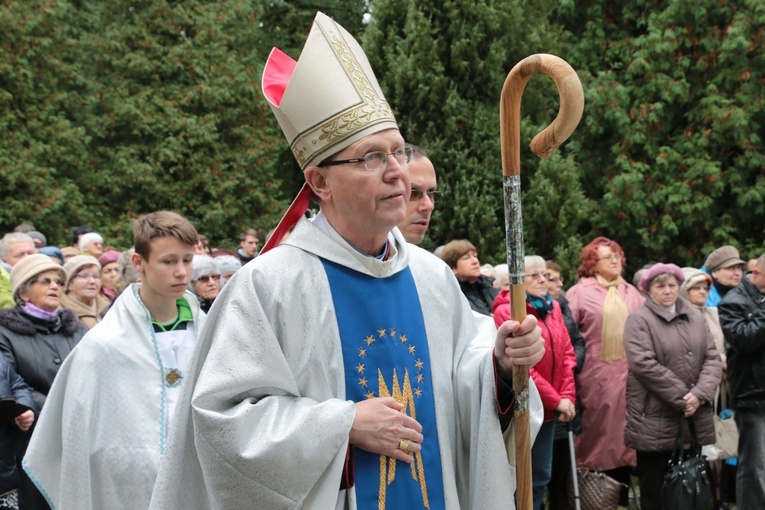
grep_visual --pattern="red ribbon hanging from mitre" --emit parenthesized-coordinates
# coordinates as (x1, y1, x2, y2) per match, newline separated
(260, 48, 311, 256)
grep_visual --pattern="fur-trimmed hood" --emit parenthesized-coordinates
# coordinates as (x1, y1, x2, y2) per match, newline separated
(0, 307, 82, 337)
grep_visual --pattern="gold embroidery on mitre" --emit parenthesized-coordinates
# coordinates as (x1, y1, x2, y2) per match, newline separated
(290, 18, 395, 168)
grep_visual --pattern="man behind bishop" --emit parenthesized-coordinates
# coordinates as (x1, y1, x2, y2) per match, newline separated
(150, 12, 543, 510)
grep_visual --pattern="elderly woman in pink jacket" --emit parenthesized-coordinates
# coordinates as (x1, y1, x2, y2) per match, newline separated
(565, 236, 643, 505)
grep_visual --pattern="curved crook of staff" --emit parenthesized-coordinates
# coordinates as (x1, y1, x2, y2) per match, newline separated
(499, 53, 584, 510)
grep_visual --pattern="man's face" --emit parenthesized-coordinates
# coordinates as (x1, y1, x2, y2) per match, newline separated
(309, 129, 409, 253)
(5, 241, 36, 266)
(712, 264, 744, 287)
(132, 237, 194, 302)
(398, 157, 437, 245)
(241, 235, 259, 257)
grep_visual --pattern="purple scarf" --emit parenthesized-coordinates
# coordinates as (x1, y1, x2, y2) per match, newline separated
(20, 302, 59, 321)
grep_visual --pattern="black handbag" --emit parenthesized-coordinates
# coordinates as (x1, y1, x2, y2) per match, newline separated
(660, 416, 715, 510)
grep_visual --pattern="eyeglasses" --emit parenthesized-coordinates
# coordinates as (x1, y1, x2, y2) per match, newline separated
(74, 274, 102, 281)
(196, 274, 221, 283)
(32, 277, 64, 287)
(318, 146, 414, 172)
(598, 254, 623, 262)
(525, 271, 550, 281)
(410, 189, 443, 203)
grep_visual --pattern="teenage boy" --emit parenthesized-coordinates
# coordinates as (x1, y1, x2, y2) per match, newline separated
(23, 211, 205, 510)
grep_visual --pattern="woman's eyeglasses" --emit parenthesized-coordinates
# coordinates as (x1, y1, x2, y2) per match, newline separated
(196, 274, 221, 283)
(32, 277, 64, 287)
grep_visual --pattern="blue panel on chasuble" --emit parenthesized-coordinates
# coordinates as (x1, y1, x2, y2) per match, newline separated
(321, 260, 445, 510)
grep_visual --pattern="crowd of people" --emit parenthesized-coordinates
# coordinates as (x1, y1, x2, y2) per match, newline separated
(443, 237, 762, 510)
(0, 10, 762, 510)
(0, 220, 262, 508)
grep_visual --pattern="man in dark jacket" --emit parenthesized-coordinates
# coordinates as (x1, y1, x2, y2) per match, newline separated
(718, 252, 765, 509)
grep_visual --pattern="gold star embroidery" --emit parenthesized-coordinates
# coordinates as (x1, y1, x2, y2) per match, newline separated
(415, 359, 423, 369)
(359, 377, 368, 387)
(408, 345, 416, 355)
(414, 388, 422, 397)
(390, 328, 396, 338)
(417, 373, 424, 383)
(356, 363, 365, 374)
(365, 335, 375, 346)
(377, 328, 387, 338)
(400, 334, 408, 344)
(366, 391, 375, 399)
(358, 347, 367, 358)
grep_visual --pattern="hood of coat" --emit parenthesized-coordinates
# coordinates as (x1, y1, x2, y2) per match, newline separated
(0, 307, 82, 337)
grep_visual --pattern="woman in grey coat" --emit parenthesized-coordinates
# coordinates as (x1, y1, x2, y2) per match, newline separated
(624, 263, 723, 510)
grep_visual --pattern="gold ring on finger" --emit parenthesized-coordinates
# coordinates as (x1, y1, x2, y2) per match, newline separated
(398, 439, 409, 451)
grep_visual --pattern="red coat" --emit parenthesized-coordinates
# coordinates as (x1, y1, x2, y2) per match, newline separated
(493, 290, 577, 421)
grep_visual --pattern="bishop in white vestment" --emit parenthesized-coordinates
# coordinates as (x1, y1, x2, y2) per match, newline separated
(151, 11, 543, 510)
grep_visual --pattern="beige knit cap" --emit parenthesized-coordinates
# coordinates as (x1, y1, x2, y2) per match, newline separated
(10, 253, 67, 299)
(63, 255, 101, 288)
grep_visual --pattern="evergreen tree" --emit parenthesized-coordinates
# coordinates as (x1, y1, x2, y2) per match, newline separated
(0, 0, 91, 243)
(557, 0, 765, 269)
(363, 0, 592, 270)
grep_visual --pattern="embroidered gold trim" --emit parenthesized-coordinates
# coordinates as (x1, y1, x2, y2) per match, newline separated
(290, 17, 395, 168)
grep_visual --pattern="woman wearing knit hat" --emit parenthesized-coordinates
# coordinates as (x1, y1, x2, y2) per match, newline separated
(60, 255, 111, 329)
(680, 267, 725, 363)
(98, 250, 124, 303)
(623, 263, 723, 510)
(0, 254, 87, 508)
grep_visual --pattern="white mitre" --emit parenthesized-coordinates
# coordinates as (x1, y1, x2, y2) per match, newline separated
(262, 11, 398, 171)
(260, 11, 399, 253)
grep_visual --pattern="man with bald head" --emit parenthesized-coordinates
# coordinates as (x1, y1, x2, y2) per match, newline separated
(397, 145, 440, 245)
